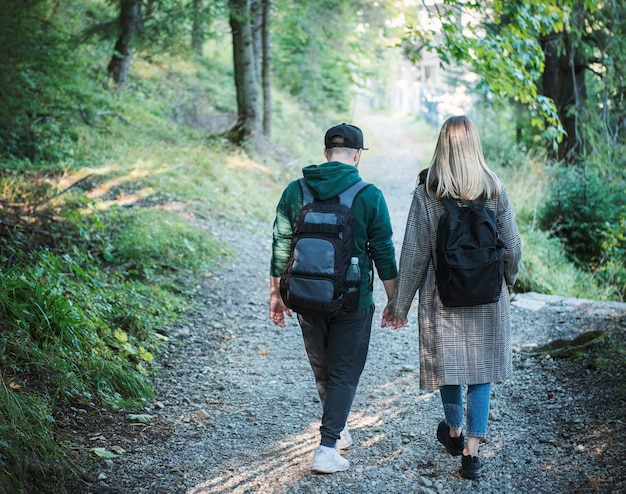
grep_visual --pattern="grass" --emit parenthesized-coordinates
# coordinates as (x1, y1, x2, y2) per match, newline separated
(0, 51, 277, 492)
(109, 207, 229, 271)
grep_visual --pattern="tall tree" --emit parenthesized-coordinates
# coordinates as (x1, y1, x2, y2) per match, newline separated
(251, 0, 263, 81)
(227, 0, 261, 149)
(539, 12, 588, 161)
(107, 0, 142, 88)
(261, 0, 272, 137)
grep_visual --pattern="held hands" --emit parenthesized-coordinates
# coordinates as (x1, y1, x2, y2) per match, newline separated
(381, 307, 408, 330)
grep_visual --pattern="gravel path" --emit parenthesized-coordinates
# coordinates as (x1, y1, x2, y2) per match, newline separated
(82, 114, 626, 494)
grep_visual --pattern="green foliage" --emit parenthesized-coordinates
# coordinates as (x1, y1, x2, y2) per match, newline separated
(474, 101, 610, 300)
(471, 103, 531, 166)
(272, 1, 351, 112)
(270, 92, 330, 164)
(538, 166, 626, 277)
(0, 379, 74, 494)
(570, 1, 626, 167)
(403, 1, 625, 166)
(403, 0, 575, 147)
(0, 248, 185, 491)
(540, 164, 626, 300)
(0, 251, 168, 400)
(0, 1, 113, 163)
(596, 214, 626, 299)
(272, 0, 402, 113)
(514, 227, 605, 298)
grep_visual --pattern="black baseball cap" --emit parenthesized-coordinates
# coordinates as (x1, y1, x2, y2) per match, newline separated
(324, 123, 368, 150)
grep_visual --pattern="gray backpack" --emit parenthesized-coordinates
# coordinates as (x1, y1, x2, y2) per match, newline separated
(280, 178, 370, 316)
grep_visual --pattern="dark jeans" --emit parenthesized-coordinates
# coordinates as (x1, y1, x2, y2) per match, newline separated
(298, 305, 375, 447)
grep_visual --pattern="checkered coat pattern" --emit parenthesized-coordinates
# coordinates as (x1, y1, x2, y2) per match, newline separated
(388, 182, 522, 390)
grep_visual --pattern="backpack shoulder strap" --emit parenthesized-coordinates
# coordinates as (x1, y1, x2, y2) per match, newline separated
(338, 180, 371, 207)
(298, 178, 314, 206)
(299, 178, 371, 207)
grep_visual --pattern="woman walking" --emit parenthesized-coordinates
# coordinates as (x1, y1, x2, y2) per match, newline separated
(382, 115, 522, 479)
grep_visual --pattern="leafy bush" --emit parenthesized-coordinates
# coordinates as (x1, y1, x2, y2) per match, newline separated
(596, 213, 626, 300)
(0, 252, 166, 401)
(538, 166, 625, 268)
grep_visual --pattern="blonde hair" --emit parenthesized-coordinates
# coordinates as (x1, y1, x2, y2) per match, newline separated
(424, 115, 500, 201)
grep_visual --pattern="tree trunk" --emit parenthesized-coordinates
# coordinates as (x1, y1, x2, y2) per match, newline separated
(251, 0, 263, 83)
(540, 19, 587, 162)
(107, 0, 142, 89)
(191, 0, 204, 56)
(228, 0, 260, 150)
(261, 0, 272, 137)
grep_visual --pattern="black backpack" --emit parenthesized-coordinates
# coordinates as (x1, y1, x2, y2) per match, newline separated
(436, 195, 505, 307)
(280, 178, 371, 316)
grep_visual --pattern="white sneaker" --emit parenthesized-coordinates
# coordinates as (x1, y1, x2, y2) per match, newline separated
(311, 446, 350, 473)
(337, 425, 353, 449)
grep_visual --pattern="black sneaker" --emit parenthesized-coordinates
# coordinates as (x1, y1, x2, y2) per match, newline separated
(436, 420, 464, 456)
(461, 454, 485, 479)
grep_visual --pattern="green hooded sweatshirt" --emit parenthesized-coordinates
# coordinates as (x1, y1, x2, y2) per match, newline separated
(270, 161, 397, 311)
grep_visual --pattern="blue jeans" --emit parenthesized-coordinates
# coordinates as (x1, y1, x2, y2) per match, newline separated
(440, 383, 491, 438)
(298, 305, 374, 447)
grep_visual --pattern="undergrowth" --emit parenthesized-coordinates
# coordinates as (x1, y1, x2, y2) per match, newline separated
(0, 20, 287, 493)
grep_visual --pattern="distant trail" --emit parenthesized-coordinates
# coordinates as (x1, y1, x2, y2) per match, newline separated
(356, 111, 430, 251)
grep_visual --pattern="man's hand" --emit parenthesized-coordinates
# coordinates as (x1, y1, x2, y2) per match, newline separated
(270, 295, 292, 327)
(269, 276, 292, 327)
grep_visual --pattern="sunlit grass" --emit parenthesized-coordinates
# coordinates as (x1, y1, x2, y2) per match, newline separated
(110, 207, 230, 271)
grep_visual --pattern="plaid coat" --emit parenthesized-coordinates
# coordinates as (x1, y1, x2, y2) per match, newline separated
(387, 181, 522, 390)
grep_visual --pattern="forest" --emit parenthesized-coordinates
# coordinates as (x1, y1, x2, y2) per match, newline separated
(0, 0, 624, 491)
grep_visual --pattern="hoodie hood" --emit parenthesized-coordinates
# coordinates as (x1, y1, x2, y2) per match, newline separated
(301, 162, 361, 201)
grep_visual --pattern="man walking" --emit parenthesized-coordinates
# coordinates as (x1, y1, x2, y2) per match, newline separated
(269, 123, 398, 473)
